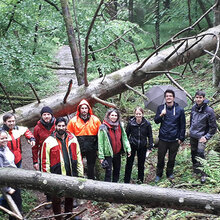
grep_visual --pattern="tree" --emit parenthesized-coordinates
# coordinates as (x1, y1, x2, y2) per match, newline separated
(0, 168, 220, 216)
(0, 24, 219, 127)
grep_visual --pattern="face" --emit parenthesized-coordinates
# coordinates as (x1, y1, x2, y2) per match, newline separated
(4, 116, 16, 130)
(42, 113, 52, 123)
(195, 95, 205, 106)
(56, 121, 66, 135)
(109, 111, 118, 123)
(135, 109, 143, 120)
(80, 105, 89, 116)
(0, 132, 8, 147)
(165, 92, 174, 105)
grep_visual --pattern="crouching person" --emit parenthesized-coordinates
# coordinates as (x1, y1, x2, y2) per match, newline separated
(41, 117, 83, 220)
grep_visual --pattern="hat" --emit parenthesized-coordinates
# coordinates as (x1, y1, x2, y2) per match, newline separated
(40, 106, 53, 116)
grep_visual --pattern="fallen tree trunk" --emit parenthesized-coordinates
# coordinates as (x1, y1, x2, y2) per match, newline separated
(0, 25, 219, 127)
(0, 168, 220, 216)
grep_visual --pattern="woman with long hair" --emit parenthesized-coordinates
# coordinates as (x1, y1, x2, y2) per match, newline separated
(98, 108, 131, 182)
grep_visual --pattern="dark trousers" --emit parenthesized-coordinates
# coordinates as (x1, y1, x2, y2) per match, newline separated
(105, 153, 121, 182)
(82, 150, 97, 180)
(0, 189, 22, 220)
(156, 140, 179, 177)
(124, 147, 147, 183)
(190, 137, 206, 175)
(52, 196, 73, 220)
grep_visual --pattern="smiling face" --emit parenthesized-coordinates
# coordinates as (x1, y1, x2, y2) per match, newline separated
(0, 131, 8, 147)
(42, 113, 52, 123)
(165, 92, 174, 106)
(109, 111, 118, 123)
(135, 109, 143, 121)
(56, 121, 66, 136)
(4, 116, 16, 130)
(195, 95, 205, 106)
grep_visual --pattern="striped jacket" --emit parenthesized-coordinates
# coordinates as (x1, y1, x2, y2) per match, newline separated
(41, 131, 84, 177)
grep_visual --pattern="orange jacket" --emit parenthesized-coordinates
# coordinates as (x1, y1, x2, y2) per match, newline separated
(67, 99, 101, 153)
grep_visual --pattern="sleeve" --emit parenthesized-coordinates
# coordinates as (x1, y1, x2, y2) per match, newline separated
(179, 109, 186, 142)
(24, 128, 35, 142)
(0, 155, 4, 167)
(76, 139, 84, 177)
(67, 120, 74, 134)
(205, 109, 217, 140)
(154, 106, 163, 124)
(121, 124, 131, 153)
(41, 140, 51, 173)
(147, 123, 154, 149)
(126, 121, 131, 137)
(98, 128, 105, 160)
(32, 126, 39, 164)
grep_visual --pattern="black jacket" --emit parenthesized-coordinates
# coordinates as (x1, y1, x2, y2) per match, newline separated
(190, 99, 217, 140)
(126, 117, 153, 150)
(154, 102, 186, 142)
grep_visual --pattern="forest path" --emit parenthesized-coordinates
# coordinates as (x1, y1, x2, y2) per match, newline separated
(54, 45, 78, 92)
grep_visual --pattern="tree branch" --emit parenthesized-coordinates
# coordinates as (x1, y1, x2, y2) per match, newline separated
(91, 94, 117, 108)
(124, 84, 148, 100)
(84, 0, 105, 87)
(63, 80, 73, 104)
(42, 0, 61, 13)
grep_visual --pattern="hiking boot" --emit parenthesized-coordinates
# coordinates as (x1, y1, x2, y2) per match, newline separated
(167, 174, 174, 180)
(155, 176, 160, 183)
(201, 175, 206, 184)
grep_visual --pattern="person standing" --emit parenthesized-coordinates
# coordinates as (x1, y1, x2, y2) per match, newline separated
(98, 108, 131, 182)
(67, 99, 101, 180)
(2, 113, 35, 168)
(32, 106, 56, 209)
(0, 129, 22, 220)
(124, 107, 153, 184)
(190, 91, 217, 183)
(41, 117, 83, 220)
(32, 106, 56, 171)
(154, 89, 186, 182)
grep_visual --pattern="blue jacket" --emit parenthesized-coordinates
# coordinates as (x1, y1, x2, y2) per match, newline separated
(154, 103, 186, 142)
(190, 99, 217, 140)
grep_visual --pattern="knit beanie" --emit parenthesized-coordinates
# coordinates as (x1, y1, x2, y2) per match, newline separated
(40, 106, 53, 116)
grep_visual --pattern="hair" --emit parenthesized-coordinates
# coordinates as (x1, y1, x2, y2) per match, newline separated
(134, 106, 144, 114)
(0, 129, 7, 136)
(195, 90, 206, 97)
(3, 113, 15, 122)
(55, 117, 67, 126)
(164, 89, 175, 98)
(105, 108, 120, 121)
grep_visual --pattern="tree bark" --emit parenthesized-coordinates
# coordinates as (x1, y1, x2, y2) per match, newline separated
(155, 0, 160, 47)
(60, 0, 84, 85)
(213, 0, 220, 87)
(0, 25, 219, 127)
(197, 0, 212, 28)
(0, 168, 220, 215)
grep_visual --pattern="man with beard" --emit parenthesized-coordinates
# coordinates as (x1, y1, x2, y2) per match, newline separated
(190, 91, 217, 183)
(32, 106, 56, 209)
(41, 117, 83, 220)
(67, 99, 101, 180)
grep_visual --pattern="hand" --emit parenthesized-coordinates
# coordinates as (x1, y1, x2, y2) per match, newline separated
(28, 140, 36, 147)
(160, 108, 166, 117)
(8, 188, 15, 195)
(178, 140, 183, 145)
(199, 136, 207, 143)
(100, 159, 103, 164)
(33, 163, 39, 170)
(127, 152, 131, 157)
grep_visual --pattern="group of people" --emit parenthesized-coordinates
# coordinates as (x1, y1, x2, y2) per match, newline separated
(0, 89, 217, 219)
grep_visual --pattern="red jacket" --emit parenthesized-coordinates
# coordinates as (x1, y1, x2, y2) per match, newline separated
(41, 131, 84, 177)
(3, 124, 35, 165)
(32, 119, 56, 164)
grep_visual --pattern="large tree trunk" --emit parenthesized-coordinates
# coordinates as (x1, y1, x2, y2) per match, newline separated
(60, 0, 84, 85)
(213, 0, 220, 87)
(0, 25, 219, 127)
(0, 168, 220, 215)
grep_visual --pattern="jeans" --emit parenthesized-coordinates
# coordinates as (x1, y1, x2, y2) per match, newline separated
(156, 140, 179, 177)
